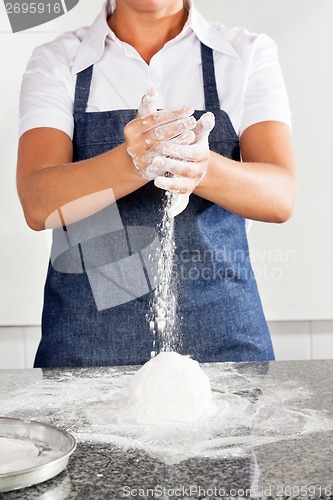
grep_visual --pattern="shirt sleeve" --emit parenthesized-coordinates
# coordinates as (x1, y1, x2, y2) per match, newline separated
(239, 33, 292, 137)
(19, 40, 75, 140)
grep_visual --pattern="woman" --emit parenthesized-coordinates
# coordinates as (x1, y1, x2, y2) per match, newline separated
(17, 0, 296, 367)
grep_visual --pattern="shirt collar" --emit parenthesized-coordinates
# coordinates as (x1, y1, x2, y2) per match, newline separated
(72, 0, 239, 75)
(184, 0, 239, 59)
(71, 0, 112, 75)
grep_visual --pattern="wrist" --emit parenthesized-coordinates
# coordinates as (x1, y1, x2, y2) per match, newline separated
(194, 152, 213, 194)
(120, 143, 148, 182)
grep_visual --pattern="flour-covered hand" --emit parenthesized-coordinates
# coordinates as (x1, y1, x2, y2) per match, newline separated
(153, 112, 215, 194)
(124, 88, 196, 180)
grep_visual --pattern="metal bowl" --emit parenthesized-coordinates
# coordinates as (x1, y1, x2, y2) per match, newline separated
(0, 417, 76, 492)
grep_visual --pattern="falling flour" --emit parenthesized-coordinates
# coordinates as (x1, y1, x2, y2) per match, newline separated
(150, 191, 179, 352)
(127, 352, 213, 424)
(134, 87, 194, 350)
(0, 437, 39, 474)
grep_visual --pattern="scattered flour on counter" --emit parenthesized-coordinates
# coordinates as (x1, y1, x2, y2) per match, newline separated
(2, 365, 333, 465)
(82, 363, 333, 464)
(0, 437, 39, 474)
(127, 352, 213, 424)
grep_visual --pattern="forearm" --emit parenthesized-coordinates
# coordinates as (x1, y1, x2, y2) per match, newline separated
(194, 150, 296, 223)
(18, 106, 196, 231)
(21, 143, 147, 230)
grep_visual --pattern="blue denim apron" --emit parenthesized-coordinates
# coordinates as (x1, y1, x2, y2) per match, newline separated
(35, 43, 274, 368)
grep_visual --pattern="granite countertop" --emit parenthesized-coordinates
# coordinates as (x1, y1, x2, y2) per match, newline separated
(1, 359, 333, 499)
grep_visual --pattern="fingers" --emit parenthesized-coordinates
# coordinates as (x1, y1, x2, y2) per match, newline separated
(154, 175, 198, 194)
(192, 112, 215, 141)
(157, 141, 208, 162)
(151, 116, 212, 195)
(144, 161, 168, 181)
(126, 91, 215, 185)
(141, 129, 195, 179)
(170, 130, 196, 145)
(152, 156, 205, 178)
(143, 151, 168, 181)
(144, 116, 196, 147)
(138, 106, 195, 132)
(138, 87, 158, 118)
(125, 128, 196, 180)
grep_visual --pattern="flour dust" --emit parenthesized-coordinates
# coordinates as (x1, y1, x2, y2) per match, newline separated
(150, 191, 179, 352)
(1, 366, 331, 466)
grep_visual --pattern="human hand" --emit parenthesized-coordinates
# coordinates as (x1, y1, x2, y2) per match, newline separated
(153, 112, 216, 196)
(124, 88, 196, 181)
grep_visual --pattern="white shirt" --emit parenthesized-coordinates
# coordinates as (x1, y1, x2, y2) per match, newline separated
(19, 0, 291, 140)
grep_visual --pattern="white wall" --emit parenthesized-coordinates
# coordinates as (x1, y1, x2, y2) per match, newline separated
(0, 0, 333, 332)
(0, 0, 106, 325)
(196, 0, 333, 321)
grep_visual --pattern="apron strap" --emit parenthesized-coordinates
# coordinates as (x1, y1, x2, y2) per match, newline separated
(200, 43, 220, 111)
(73, 65, 94, 113)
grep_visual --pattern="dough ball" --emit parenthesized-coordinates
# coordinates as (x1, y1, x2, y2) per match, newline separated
(128, 351, 212, 424)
